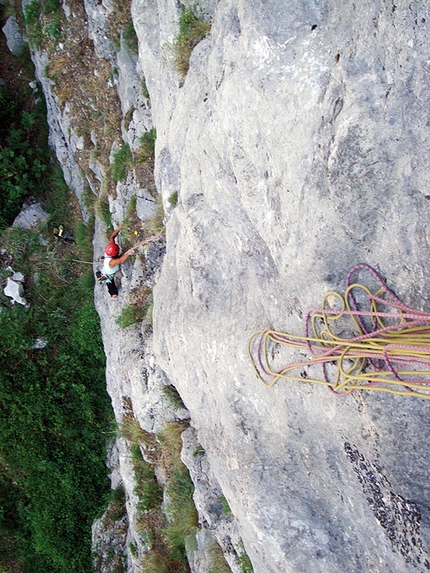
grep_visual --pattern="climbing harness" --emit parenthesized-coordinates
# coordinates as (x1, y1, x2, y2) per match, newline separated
(248, 264, 430, 400)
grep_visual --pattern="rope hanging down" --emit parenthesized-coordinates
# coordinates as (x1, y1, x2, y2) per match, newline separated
(248, 264, 430, 400)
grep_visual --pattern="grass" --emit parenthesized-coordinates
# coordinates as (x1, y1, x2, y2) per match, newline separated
(136, 128, 156, 163)
(123, 20, 138, 53)
(120, 416, 198, 573)
(209, 541, 232, 573)
(220, 494, 232, 515)
(119, 413, 158, 451)
(130, 444, 163, 512)
(97, 196, 113, 231)
(112, 143, 133, 183)
(103, 485, 127, 524)
(141, 76, 150, 99)
(157, 422, 187, 476)
(144, 193, 165, 236)
(115, 286, 153, 329)
(74, 216, 95, 263)
(237, 541, 254, 573)
(168, 191, 178, 208)
(169, 4, 211, 77)
(158, 423, 198, 570)
(24, 0, 64, 50)
(162, 385, 186, 411)
(121, 194, 139, 247)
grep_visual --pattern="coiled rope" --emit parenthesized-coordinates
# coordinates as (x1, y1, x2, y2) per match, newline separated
(248, 264, 430, 399)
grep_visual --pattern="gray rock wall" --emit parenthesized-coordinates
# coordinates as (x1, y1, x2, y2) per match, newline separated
(146, 1, 430, 572)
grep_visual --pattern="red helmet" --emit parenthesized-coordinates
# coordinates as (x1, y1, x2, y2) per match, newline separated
(105, 242, 119, 257)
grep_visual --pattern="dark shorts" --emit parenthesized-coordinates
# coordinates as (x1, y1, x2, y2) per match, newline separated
(107, 280, 118, 297)
(96, 271, 118, 297)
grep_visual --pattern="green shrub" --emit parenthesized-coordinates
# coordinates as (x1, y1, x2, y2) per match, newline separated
(0, 272, 112, 573)
(0, 85, 49, 229)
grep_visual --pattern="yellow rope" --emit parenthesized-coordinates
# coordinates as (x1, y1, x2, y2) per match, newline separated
(248, 264, 430, 400)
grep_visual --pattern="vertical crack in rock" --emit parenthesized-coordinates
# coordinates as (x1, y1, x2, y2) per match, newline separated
(344, 442, 430, 571)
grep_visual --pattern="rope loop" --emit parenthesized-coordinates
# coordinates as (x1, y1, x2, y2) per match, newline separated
(248, 264, 430, 399)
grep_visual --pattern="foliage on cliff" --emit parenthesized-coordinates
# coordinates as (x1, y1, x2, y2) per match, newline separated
(0, 84, 49, 230)
(0, 37, 113, 573)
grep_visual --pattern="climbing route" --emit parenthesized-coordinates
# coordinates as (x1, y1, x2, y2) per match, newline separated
(249, 264, 430, 399)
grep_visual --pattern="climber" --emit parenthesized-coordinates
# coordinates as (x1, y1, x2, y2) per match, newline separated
(97, 225, 135, 298)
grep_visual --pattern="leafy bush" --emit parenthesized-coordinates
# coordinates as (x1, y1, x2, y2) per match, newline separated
(0, 85, 49, 229)
(0, 88, 112, 572)
(0, 276, 112, 572)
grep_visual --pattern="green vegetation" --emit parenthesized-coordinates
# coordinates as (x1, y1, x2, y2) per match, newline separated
(0, 84, 49, 230)
(209, 541, 232, 573)
(141, 76, 150, 99)
(115, 285, 152, 329)
(144, 193, 165, 236)
(0, 74, 113, 573)
(193, 444, 205, 457)
(158, 422, 198, 567)
(121, 194, 138, 246)
(168, 191, 179, 208)
(97, 196, 113, 231)
(220, 494, 232, 515)
(131, 444, 163, 512)
(24, 0, 64, 49)
(237, 541, 254, 573)
(123, 418, 198, 573)
(137, 127, 156, 162)
(123, 19, 138, 53)
(116, 302, 146, 328)
(169, 3, 211, 77)
(162, 385, 186, 411)
(0, 237, 112, 572)
(112, 142, 133, 183)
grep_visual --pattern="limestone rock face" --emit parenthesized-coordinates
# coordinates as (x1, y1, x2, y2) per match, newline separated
(142, 1, 430, 572)
(2, 15, 26, 56)
(12, 198, 49, 229)
(4, 277, 27, 306)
